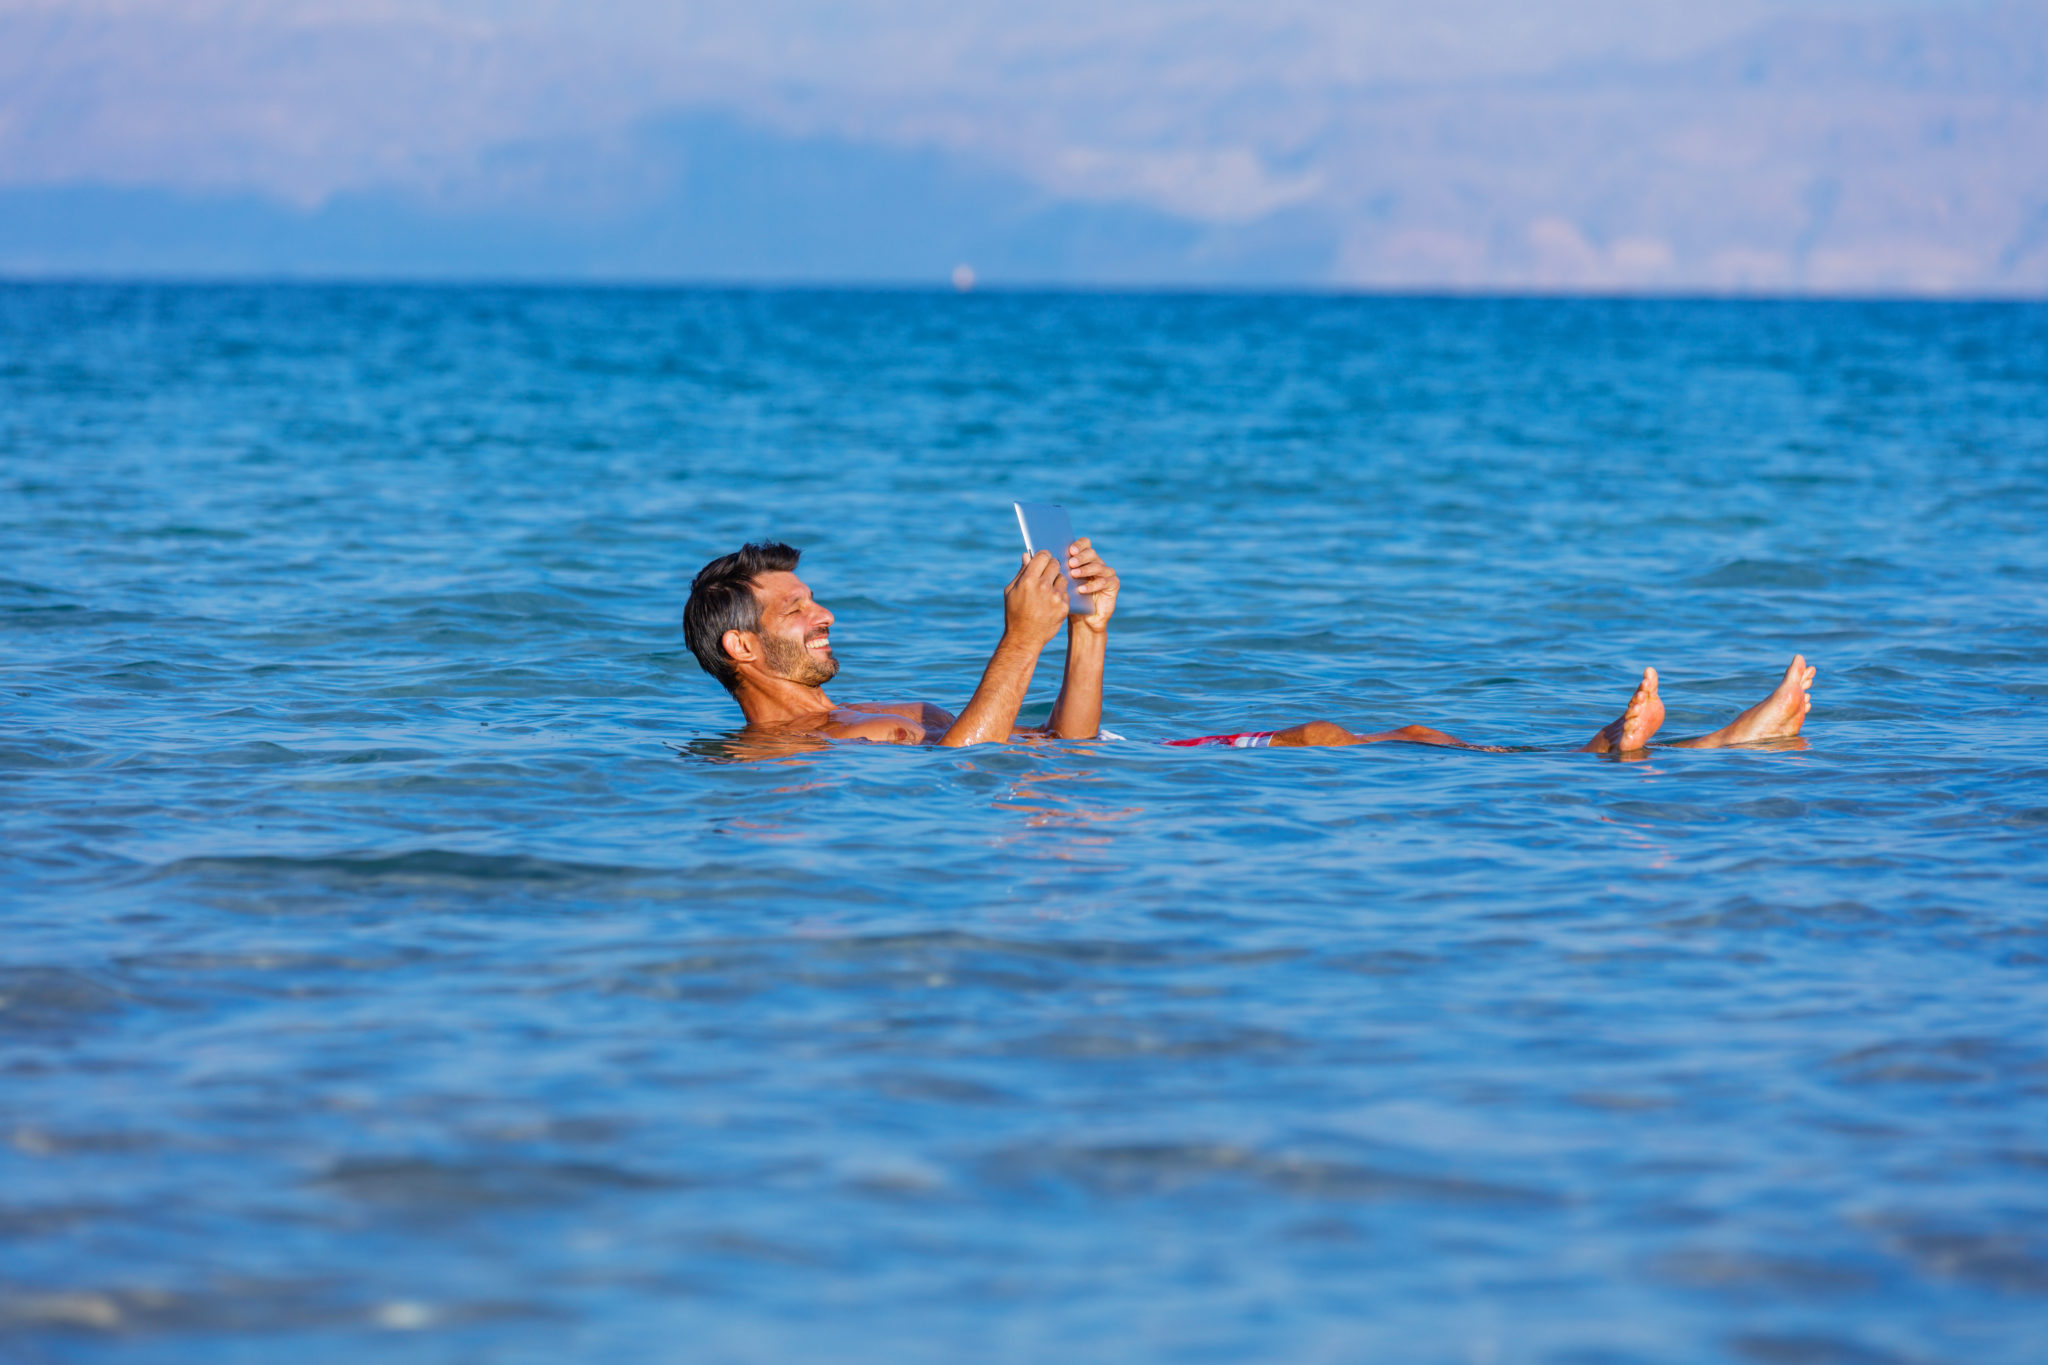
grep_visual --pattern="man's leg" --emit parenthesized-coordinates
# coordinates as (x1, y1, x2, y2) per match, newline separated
(1260, 658, 1811, 754)
(1661, 655, 1815, 749)
(1270, 667, 1663, 751)
(1266, 671, 1658, 751)
(1268, 720, 1497, 749)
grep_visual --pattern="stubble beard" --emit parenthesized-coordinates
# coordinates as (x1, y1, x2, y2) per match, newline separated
(762, 629, 840, 686)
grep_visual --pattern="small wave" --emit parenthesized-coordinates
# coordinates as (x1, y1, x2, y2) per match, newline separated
(0, 966, 133, 1035)
(0, 738, 101, 771)
(1688, 559, 1834, 589)
(147, 848, 643, 888)
(312, 1155, 674, 1210)
(371, 589, 616, 625)
(984, 1139, 1558, 1207)
(1827, 1035, 2033, 1088)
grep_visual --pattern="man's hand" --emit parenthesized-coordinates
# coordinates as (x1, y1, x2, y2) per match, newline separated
(1064, 537, 1119, 635)
(939, 552, 1067, 746)
(1005, 550, 1070, 647)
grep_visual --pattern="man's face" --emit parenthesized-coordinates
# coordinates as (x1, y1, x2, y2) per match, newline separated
(747, 570, 839, 685)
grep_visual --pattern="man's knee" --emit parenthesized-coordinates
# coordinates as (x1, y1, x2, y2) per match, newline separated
(1395, 724, 1453, 745)
(1294, 720, 1355, 747)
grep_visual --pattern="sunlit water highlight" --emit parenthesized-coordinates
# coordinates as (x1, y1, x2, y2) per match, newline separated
(3, 286, 2046, 1363)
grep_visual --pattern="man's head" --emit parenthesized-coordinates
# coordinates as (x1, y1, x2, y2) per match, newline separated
(683, 542, 838, 694)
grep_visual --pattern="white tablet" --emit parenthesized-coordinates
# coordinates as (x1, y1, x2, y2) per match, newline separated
(1012, 501, 1092, 613)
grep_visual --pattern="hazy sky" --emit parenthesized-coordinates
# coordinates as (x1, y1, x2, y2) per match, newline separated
(0, 0, 1949, 201)
(2, 0, 2044, 289)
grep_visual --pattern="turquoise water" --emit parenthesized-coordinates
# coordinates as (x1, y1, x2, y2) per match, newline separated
(4, 285, 2046, 1363)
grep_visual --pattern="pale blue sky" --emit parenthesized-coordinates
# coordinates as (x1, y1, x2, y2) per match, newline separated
(1, 0, 2043, 290)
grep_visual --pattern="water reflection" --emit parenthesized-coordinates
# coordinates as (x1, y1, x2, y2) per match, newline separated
(677, 730, 832, 765)
(995, 767, 1144, 837)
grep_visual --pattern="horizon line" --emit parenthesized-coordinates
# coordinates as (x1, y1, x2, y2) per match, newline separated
(3, 274, 2044, 305)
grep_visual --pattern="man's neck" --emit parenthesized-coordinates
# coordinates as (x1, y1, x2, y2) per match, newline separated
(732, 674, 835, 728)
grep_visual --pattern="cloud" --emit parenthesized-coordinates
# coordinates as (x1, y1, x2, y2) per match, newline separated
(0, 0, 1871, 201)
(1047, 146, 1324, 223)
(1, 0, 2044, 290)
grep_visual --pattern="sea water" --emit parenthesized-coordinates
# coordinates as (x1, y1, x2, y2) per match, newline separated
(3, 285, 2045, 1363)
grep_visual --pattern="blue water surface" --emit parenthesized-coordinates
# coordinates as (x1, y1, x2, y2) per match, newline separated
(3, 285, 2046, 1364)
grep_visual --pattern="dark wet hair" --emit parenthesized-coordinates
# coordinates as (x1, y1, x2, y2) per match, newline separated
(683, 542, 802, 692)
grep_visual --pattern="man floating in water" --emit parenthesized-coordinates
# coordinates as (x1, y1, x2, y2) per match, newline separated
(681, 541, 1815, 753)
(684, 540, 1113, 746)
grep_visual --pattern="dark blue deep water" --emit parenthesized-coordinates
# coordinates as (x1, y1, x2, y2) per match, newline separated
(3, 285, 2046, 1364)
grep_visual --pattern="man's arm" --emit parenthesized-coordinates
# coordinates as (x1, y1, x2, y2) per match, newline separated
(1047, 537, 1119, 740)
(939, 551, 1069, 747)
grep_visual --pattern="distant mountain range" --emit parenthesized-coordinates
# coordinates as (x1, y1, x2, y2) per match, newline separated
(1, 3, 2043, 292)
(0, 116, 1254, 286)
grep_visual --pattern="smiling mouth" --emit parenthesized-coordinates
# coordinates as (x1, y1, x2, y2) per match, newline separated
(806, 635, 832, 652)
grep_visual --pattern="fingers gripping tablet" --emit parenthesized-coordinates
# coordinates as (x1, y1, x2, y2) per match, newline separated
(1013, 502, 1092, 613)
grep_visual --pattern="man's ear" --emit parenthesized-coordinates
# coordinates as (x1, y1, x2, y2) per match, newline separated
(721, 629, 761, 668)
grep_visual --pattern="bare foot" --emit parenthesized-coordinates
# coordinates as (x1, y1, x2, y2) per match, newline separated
(1582, 668, 1664, 754)
(1667, 655, 1815, 749)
